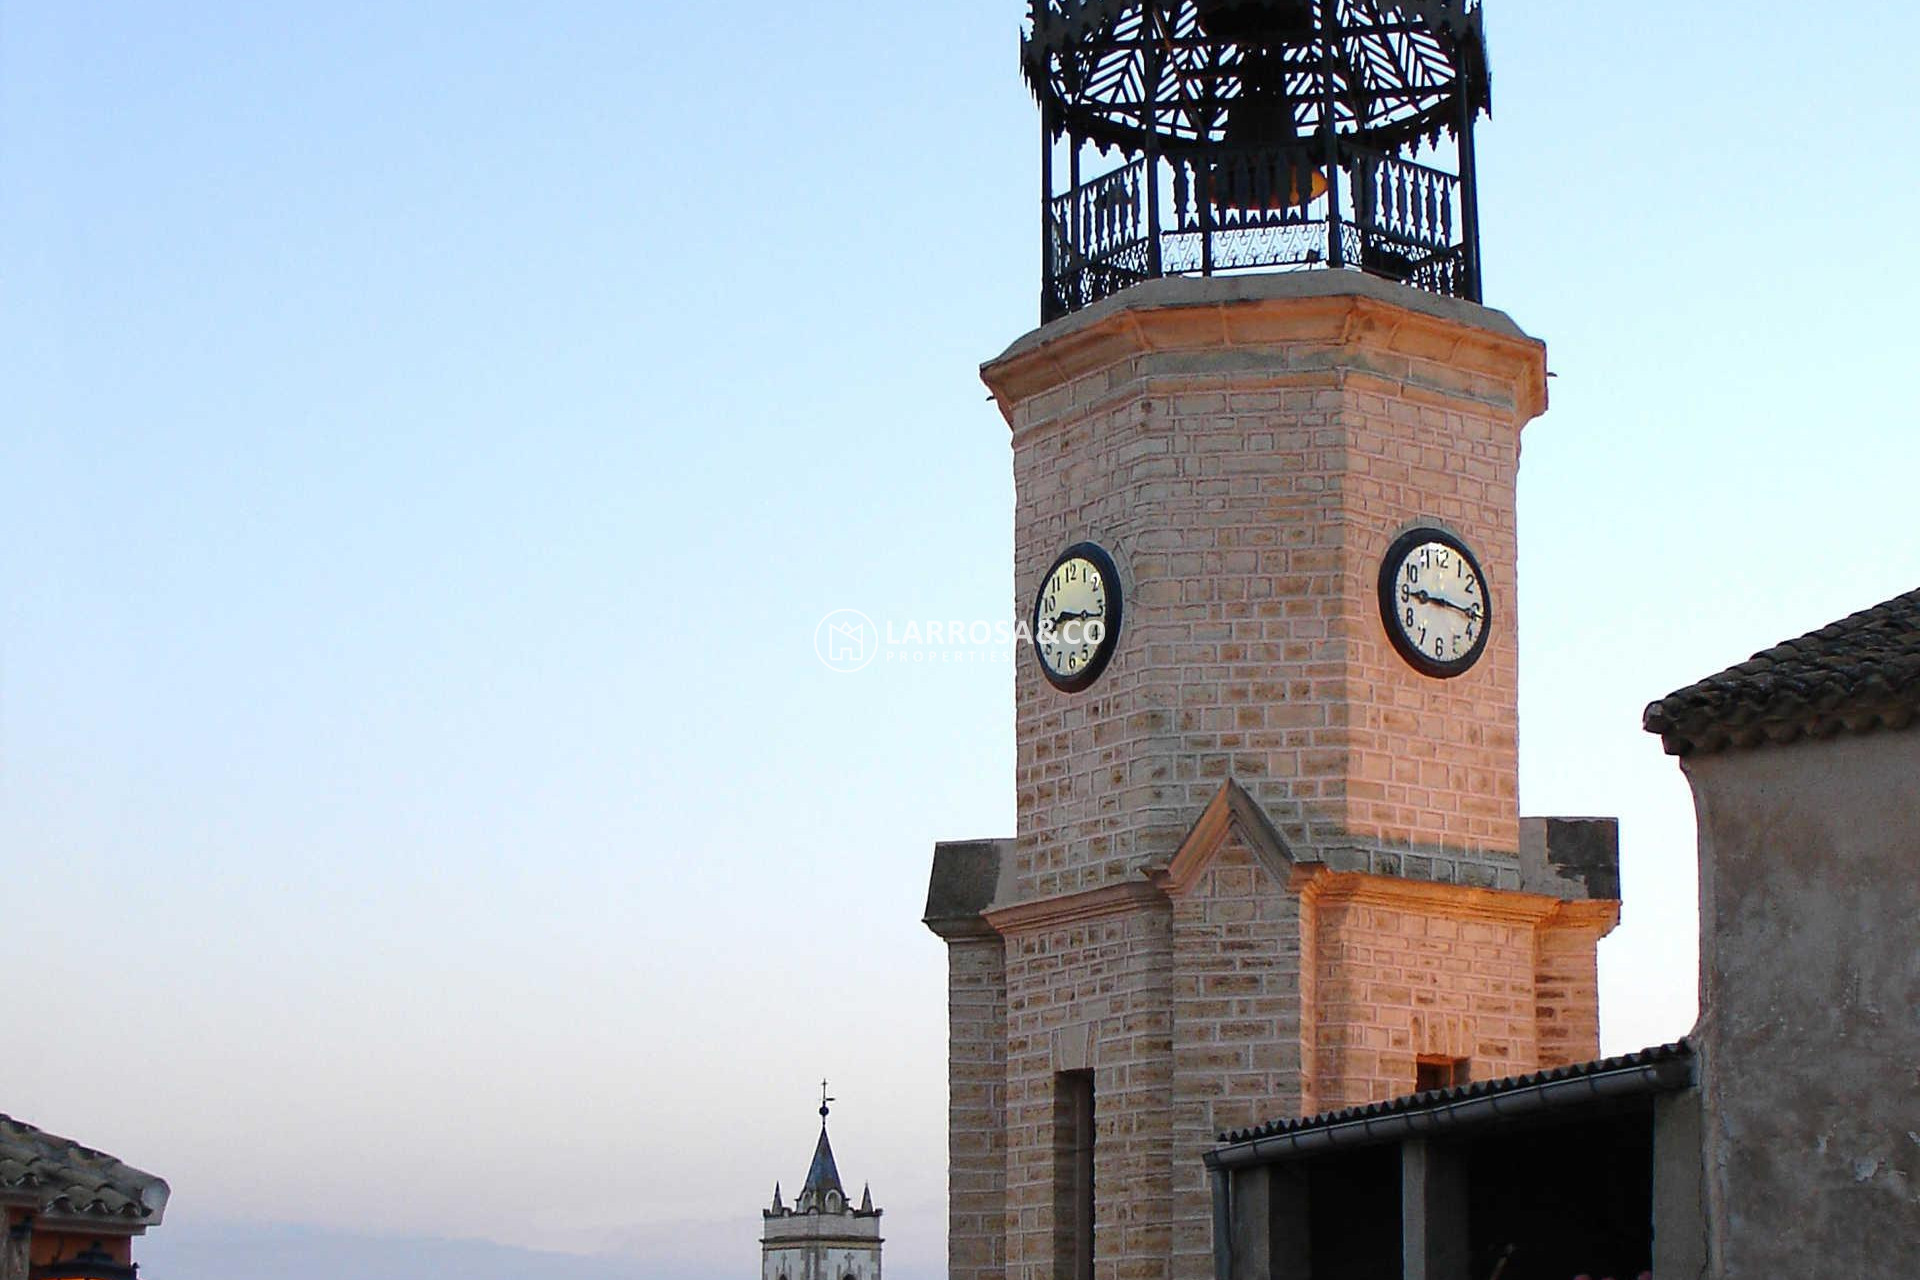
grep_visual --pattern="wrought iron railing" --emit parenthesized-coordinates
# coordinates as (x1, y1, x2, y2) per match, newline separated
(1046, 159, 1154, 316)
(1043, 139, 1478, 322)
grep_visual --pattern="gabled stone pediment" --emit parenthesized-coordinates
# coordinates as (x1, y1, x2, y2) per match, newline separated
(1148, 779, 1309, 898)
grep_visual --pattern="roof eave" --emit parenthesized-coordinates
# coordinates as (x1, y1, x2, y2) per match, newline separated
(1207, 1049, 1695, 1169)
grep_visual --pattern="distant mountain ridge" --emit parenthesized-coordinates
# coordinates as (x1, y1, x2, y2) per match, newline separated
(138, 1220, 734, 1280)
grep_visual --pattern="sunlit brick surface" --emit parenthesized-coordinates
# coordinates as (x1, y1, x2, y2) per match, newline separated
(936, 279, 1611, 1280)
(1000, 285, 1544, 900)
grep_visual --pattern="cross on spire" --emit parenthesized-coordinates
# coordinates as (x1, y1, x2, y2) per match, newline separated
(819, 1078, 835, 1122)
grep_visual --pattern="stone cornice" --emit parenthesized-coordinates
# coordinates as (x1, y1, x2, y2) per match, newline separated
(923, 914, 1001, 942)
(1544, 898, 1623, 933)
(923, 837, 1013, 941)
(982, 879, 1168, 935)
(1147, 778, 1295, 897)
(1295, 867, 1620, 934)
(981, 273, 1547, 426)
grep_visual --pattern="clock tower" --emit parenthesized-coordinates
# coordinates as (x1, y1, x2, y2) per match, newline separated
(925, 7, 1621, 1280)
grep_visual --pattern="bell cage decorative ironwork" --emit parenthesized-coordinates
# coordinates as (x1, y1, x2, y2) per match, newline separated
(1025, 0, 1491, 321)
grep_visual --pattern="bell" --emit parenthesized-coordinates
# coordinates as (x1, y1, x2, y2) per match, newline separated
(1193, 0, 1315, 43)
(1211, 33, 1325, 213)
(1209, 155, 1327, 212)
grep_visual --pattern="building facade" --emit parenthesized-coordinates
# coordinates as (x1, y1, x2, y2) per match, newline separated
(1202, 585, 1920, 1279)
(0, 1114, 169, 1280)
(763, 1102, 882, 1280)
(1643, 587, 1920, 1276)
(925, 269, 1621, 1280)
(923, 10, 1622, 1280)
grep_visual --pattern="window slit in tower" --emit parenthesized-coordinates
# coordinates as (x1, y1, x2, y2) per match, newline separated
(1054, 1070, 1095, 1280)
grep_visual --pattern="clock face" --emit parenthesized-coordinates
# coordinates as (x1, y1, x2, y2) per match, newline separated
(1379, 527, 1491, 678)
(1032, 542, 1122, 692)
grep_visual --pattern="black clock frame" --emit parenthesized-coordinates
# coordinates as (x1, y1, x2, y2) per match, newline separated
(1032, 541, 1124, 693)
(1378, 526, 1492, 679)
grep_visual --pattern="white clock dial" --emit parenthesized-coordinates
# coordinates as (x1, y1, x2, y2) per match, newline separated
(1380, 529, 1490, 677)
(1033, 544, 1122, 691)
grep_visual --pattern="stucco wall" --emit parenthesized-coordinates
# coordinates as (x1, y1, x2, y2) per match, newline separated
(1683, 728, 1920, 1276)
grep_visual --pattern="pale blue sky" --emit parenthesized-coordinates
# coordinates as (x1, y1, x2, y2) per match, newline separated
(4, 4, 1919, 1279)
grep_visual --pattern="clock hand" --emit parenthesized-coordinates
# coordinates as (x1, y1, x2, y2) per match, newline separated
(1052, 609, 1103, 622)
(1410, 588, 1480, 618)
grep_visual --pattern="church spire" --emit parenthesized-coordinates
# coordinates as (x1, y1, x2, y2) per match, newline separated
(762, 1082, 881, 1280)
(799, 1080, 844, 1208)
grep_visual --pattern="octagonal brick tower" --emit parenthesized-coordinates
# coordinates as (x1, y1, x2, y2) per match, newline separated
(925, 9, 1621, 1280)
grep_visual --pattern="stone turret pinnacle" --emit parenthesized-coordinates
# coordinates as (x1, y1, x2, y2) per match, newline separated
(762, 1086, 882, 1280)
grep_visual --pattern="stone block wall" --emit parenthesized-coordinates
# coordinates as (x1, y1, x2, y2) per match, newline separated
(946, 935, 1009, 1280)
(991, 901, 1174, 1280)
(988, 277, 1548, 909)
(1303, 881, 1540, 1107)
(1167, 830, 1309, 1280)
(930, 275, 1620, 1280)
(1299, 876, 1613, 1108)
(1533, 909, 1611, 1069)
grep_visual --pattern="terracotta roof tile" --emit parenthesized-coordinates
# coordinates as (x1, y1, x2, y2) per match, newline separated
(1642, 587, 1920, 756)
(0, 1114, 169, 1226)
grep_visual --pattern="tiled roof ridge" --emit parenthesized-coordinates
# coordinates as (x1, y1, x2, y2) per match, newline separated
(1219, 1039, 1694, 1144)
(1643, 586, 1920, 756)
(0, 1112, 169, 1223)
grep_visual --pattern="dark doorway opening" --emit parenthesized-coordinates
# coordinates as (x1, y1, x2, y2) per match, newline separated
(1465, 1103, 1656, 1280)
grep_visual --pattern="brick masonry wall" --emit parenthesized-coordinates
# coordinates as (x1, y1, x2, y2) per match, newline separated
(995, 288, 1546, 906)
(946, 936, 1008, 1280)
(942, 874, 1612, 1280)
(1533, 915, 1608, 1068)
(1300, 881, 1615, 1109)
(1307, 889, 1538, 1108)
(948, 279, 1607, 1280)
(1167, 830, 1307, 1280)
(999, 906, 1173, 1280)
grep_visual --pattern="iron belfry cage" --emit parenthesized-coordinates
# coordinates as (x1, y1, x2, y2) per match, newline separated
(1025, 0, 1491, 322)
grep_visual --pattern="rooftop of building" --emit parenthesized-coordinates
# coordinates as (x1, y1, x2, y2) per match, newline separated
(1643, 586, 1920, 756)
(0, 1113, 169, 1228)
(1210, 1041, 1695, 1165)
(766, 1099, 879, 1221)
